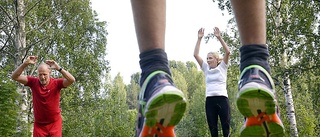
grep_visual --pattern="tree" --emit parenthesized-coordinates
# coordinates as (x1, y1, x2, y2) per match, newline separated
(212, 0, 320, 135)
(0, 66, 19, 135)
(126, 72, 140, 110)
(266, 0, 320, 136)
(1, 0, 109, 135)
(105, 74, 135, 136)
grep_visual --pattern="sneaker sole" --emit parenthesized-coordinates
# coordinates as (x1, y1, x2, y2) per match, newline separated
(237, 82, 276, 116)
(240, 115, 285, 137)
(237, 82, 284, 137)
(139, 86, 187, 137)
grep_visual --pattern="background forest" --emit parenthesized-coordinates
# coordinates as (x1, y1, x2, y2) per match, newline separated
(1, 0, 319, 137)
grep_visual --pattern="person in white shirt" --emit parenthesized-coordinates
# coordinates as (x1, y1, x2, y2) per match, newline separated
(194, 27, 231, 137)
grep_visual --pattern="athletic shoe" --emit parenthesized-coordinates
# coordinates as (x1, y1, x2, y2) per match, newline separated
(237, 65, 284, 137)
(136, 70, 187, 137)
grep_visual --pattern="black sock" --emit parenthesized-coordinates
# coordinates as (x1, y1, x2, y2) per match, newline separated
(139, 49, 171, 87)
(240, 44, 271, 73)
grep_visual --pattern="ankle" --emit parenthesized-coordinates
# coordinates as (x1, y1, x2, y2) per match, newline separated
(240, 44, 271, 73)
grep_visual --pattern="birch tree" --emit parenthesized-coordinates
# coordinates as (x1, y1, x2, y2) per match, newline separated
(212, 0, 320, 135)
(269, 0, 298, 136)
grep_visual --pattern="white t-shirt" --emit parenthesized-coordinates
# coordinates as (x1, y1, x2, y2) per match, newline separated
(201, 60, 228, 97)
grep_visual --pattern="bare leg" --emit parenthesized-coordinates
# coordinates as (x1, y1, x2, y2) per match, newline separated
(131, 1, 186, 137)
(231, 0, 266, 45)
(231, 0, 271, 73)
(131, 0, 166, 52)
(231, 0, 285, 136)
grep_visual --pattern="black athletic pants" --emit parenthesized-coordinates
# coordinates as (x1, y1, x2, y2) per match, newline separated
(205, 96, 230, 137)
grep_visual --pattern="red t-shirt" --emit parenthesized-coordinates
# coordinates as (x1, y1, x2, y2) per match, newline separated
(26, 76, 65, 124)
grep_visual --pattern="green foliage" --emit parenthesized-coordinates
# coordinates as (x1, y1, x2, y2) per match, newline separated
(104, 75, 135, 136)
(171, 68, 189, 100)
(171, 61, 208, 136)
(1, 0, 319, 136)
(184, 61, 206, 99)
(265, 0, 320, 136)
(62, 75, 135, 137)
(0, 67, 19, 136)
(126, 72, 140, 110)
(179, 87, 210, 137)
(1, 0, 109, 135)
(290, 72, 319, 136)
(211, 0, 233, 15)
(226, 65, 243, 137)
(212, 0, 320, 136)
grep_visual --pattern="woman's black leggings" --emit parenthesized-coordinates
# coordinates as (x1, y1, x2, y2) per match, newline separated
(205, 96, 230, 137)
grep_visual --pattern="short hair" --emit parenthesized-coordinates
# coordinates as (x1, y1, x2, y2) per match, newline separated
(208, 51, 222, 65)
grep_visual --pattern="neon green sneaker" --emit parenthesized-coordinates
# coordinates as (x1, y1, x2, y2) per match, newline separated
(136, 71, 187, 137)
(237, 65, 284, 137)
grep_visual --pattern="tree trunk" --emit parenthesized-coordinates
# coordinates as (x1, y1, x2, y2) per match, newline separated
(15, 0, 29, 133)
(274, 0, 299, 136)
(283, 75, 299, 137)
